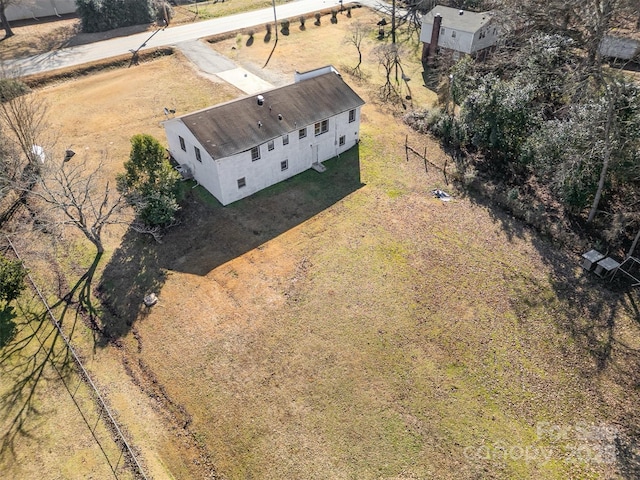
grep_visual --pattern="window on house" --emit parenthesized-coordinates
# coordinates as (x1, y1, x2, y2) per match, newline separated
(194, 146, 202, 162)
(349, 109, 356, 123)
(237, 177, 246, 188)
(314, 119, 328, 136)
(281, 160, 288, 171)
(440, 27, 445, 35)
(339, 135, 346, 146)
(251, 146, 260, 161)
(451, 30, 456, 38)
(268, 140, 275, 151)
(179, 136, 186, 151)
(299, 128, 307, 139)
(283, 134, 289, 145)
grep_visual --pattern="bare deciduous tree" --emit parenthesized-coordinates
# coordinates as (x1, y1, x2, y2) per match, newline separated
(377, 0, 437, 43)
(0, 0, 29, 38)
(0, 77, 50, 228)
(372, 43, 403, 102)
(0, 79, 49, 166)
(343, 21, 370, 77)
(31, 157, 125, 255)
(28, 155, 127, 311)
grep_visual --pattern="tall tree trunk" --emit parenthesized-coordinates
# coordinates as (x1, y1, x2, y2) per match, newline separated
(586, 0, 615, 66)
(0, 7, 14, 38)
(627, 226, 640, 258)
(587, 91, 615, 223)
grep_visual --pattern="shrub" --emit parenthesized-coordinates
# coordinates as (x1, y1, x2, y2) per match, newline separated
(404, 108, 463, 148)
(117, 134, 181, 227)
(0, 255, 27, 305)
(281, 19, 290, 35)
(0, 78, 30, 102)
(76, 0, 155, 33)
(154, 0, 173, 25)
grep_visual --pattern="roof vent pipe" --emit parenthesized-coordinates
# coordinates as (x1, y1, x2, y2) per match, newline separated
(257, 95, 264, 106)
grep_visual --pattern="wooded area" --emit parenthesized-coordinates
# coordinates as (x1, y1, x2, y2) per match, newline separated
(403, 0, 640, 254)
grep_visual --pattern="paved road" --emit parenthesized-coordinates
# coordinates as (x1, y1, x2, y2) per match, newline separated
(2, 0, 385, 77)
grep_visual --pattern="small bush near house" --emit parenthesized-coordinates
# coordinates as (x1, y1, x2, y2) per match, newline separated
(117, 134, 181, 227)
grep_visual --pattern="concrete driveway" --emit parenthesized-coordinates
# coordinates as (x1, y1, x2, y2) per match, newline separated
(175, 39, 276, 94)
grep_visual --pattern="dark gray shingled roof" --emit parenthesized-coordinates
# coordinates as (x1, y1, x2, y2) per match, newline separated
(423, 5, 493, 33)
(178, 71, 365, 159)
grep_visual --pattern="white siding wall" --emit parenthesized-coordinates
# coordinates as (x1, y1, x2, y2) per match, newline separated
(438, 28, 475, 54)
(164, 107, 362, 206)
(216, 107, 362, 205)
(421, 21, 498, 54)
(7, 0, 76, 21)
(471, 25, 499, 53)
(420, 22, 435, 45)
(164, 119, 224, 202)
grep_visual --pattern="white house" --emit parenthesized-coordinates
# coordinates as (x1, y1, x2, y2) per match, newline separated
(6, 0, 76, 22)
(420, 5, 498, 61)
(163, 66, 365, 206)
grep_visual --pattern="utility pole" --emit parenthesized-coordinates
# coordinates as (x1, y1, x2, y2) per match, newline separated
(392, 0, 398, 83)
(391, 0, 396, 44)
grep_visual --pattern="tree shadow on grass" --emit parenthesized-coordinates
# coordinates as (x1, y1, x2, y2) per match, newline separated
(0, 306, 17, 348)
(0, 245, 134, 463)
(97, 147, 363, 344)
(460, 180, 640, 477)
(0, 300, 74, 459)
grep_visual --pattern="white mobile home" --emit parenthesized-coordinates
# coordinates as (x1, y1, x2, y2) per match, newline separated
(163, 66, 365, 206)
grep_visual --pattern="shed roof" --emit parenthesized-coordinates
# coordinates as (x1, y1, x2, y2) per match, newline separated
(423, 5, 493, 33)
(173, 71, 365, 159)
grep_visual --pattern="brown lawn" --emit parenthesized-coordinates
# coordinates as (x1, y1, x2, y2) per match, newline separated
(2, 5, 639, 480)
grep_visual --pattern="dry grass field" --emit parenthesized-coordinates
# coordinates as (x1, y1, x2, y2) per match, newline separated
(2, 5, 640, 480)
(0, 295, 138, 480)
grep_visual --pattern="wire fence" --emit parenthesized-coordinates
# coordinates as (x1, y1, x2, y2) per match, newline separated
(5, 236, 148, 480)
